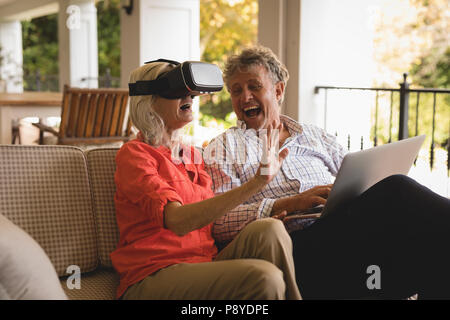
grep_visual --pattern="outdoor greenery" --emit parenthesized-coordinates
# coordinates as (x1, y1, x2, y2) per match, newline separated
(372, 0, 449, 147)
(21, 0, 121, 90)
(97, 0, 120, 80)
(199, 0, 257, 128)
(22, 14, 58, 91)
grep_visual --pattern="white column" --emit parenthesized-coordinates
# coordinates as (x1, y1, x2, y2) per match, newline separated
(0, 20, 23, 93)
(258, 0, 301, 122)
(120, 0, 200, 87)
(58, 0, 98, 89)
(120, 0, 201, 142)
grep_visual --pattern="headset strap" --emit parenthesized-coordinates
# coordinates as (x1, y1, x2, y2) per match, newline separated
(129, 58, 180, 96)
(128, 77, 170, 96)
(144, 58, 180, 65)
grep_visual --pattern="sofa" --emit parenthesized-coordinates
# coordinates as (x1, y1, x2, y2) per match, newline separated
(0, 145, 422, 301)
(0, 145, 122, 300)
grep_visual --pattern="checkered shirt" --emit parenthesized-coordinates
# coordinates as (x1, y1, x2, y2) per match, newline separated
(204, 115, 347, 244)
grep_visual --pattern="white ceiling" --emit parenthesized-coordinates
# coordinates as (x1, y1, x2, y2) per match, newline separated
(0, 0, 59, 21)
(0, 0, 16, 7)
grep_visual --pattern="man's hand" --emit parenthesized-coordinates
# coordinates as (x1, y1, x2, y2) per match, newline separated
(256, 122, 289, 184)
(290, 184, 333, 213)
(270, 184, 333, 217)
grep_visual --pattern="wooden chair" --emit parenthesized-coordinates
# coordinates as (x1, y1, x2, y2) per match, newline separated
(33, 85, 132, 145)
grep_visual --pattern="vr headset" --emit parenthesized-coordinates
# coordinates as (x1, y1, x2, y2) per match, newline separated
(128, 58, 223, 99)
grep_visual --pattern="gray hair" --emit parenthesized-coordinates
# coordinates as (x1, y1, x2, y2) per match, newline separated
(223, 45, 289, 105)
(128, 62, 175, 146)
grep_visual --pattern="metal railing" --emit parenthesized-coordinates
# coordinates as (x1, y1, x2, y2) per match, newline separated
(23, 68, 120, 91)
(23, 71, 59, 92)
(80, 68, 121, 88)
(314, 73, 450, 175)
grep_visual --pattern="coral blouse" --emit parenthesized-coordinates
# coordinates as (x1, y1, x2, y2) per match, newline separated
(111, 139, 217, 299)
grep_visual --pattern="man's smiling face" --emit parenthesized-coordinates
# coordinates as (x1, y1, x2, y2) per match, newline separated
(227, 64, 285, 130)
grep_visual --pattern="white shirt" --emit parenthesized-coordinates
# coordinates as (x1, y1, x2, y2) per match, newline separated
(204, 115, 347, 244)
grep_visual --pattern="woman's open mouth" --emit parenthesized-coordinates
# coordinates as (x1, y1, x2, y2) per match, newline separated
(243, 106, 261, 118)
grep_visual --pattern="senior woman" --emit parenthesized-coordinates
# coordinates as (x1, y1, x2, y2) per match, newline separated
(110, 59, 301, 300)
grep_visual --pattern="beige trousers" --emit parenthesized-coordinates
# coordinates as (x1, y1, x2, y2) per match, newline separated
(123, 218, 302, 300)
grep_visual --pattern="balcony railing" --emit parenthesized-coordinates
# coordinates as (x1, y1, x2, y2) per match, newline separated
(315, 74, 449, 196)
(23, 68, 120, 92)
(23, 71, 59, 92)
(79, 68, 121, 88)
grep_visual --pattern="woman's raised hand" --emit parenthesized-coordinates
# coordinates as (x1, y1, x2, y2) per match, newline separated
(256, 122, 289, 184)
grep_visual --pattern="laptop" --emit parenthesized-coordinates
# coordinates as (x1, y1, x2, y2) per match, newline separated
(288, 134, 426, 219)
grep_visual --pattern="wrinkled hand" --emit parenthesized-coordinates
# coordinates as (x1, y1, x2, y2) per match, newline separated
(292, 184, 333, 213)
(255, 123, 289, 184)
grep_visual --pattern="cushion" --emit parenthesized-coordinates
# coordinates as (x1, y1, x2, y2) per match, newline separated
(0, 214, 67, 300)
(86, 148, 121, 267)
(0, 145, 98, 276)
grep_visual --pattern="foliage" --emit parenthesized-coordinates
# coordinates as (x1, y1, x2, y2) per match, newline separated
(97, 0, 121, 78)
(199, 0, 258, 126)
(372, 0, 449, 147)
(410, 47, 450, 89)
(373, 0, 449, 87)
(408, 92, 449, 148)
(409, 45, 449, 147)
(21, 0, 121, 91)
(200, 0, 257, 68)
(369, 90, 449, 149)
(21, 14, 59, 90)
(199, 111, 237, 129)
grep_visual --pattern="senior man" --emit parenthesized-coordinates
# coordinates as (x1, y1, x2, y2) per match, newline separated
(203, 45, 450, 299)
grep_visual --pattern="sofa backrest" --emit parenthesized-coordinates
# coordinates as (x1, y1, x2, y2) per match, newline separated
(0, 145, 98, 277)
(85, 148, 120, 268)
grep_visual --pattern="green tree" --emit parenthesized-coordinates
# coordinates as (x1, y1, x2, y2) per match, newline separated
(21, 0, 122, 90)
(21, 14, 59, 91)
(372, 0, 449, 147)
(97, 0, 121, 80)
(199, 0, 258, 123)
(410, 43, 450, 89)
